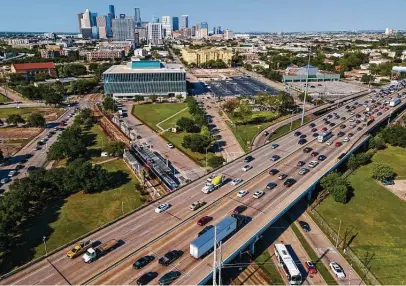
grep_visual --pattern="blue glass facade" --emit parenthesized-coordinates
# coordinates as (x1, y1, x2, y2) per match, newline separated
(103, 61, 187, 98)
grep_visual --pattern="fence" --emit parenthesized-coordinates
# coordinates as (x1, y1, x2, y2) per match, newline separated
(309, 209, 381, 285)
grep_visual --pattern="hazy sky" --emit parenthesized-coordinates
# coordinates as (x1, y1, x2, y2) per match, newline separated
(1, 0, 406, 33)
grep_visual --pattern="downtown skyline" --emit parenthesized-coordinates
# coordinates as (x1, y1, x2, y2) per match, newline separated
(1, 0, 406, 33)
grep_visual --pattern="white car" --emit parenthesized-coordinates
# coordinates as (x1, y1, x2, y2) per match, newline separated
(343, 137, 350, 142)
(299, 168, 309, 175)
(155, 203, 170, 213)
(167, 143, 174, 149)
(326, 140, 332, 146)
(242, 164, 252, 172)
(308, 161, 319, 168)
(230, 178, 243, 186)
(329, 262, 346, 279)
(237, 190, 248, 198)
(253, 191, 264, 199)
(8, 170, 16, 177)
(1, 177, 10, 184)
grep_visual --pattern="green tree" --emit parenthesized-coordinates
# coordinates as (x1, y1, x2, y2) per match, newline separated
(320, 172, 350, 203)
(222, 100, 238, 113)
(381, 125, 406, 147)
(234, 101, 252, 124)
(34, 73, 50, 82)
(102, 96, 117, 112)
(361, 74, 374, 84)
(277, 91, 295, 113)
(6, 114, 25, 126)
(372, 163, 395, 181)
(89, 62, 99, 72)
(26, 112, 46, 127)
(369, 135, 386, 150)
(182, 134, 212, 153)
(43, 92, 63, 106)
(176, 117, 199, 133)
(330, 184, 349, 204)
(298, 92, 313, 103)
(103, 141, 126, 157)
(207, 155, 225, 169)
(133, 95, 144, 102)
(47, 125, 88, 161)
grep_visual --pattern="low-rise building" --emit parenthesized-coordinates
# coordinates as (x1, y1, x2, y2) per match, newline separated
(103, 60, 187, 99)
(181, 47, 233, 67)
(40, 45, 65, 58)
(83, 49, 124, 61)
(10, 62, 57, 79)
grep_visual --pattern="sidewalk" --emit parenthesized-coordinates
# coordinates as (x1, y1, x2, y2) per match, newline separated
(197, 95, 245, 162)
(293, 211, 365, 285)
(0, 86, 31, 103)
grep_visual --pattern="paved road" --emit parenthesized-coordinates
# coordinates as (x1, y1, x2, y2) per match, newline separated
(121, 102, 206, 181)
(2, 90, 401, 285)
(293, 211, 364, 285)
(196, 95, 245, 162)
(0, 108, 75, 191)
(253, 90, 371, 149)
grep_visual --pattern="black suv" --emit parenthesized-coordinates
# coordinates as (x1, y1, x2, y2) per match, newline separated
(158, 271, 181, 285)
(284, 178, 296, 187)
(137, 272, 158, 285)
(133, 255, 155, 269)
(158, 250, 183, 266)
(303, 147, 313, 153)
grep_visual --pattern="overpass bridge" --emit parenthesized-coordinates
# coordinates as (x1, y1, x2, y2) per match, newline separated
(1, 89, 405, 285)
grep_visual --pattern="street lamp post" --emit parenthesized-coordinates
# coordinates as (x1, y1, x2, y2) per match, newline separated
(43, 236, 48, 256)
(301, 47, 312, 126)
(205, 146, 210, 169)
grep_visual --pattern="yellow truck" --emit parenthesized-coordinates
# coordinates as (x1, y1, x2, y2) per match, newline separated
(66, 239, 95, 259)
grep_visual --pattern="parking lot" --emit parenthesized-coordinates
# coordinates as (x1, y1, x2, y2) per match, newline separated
(289, 81, 367, 98)
(207, 76, 278, 97)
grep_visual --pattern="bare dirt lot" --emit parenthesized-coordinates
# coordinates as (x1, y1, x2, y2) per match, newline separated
(0, 127, 42, 156)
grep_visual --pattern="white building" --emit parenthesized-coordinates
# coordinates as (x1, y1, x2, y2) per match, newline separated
(161, 16, 172, 37)
(81, 9, 91, 29)
(224, 29, 234, 40)
(147, 23, 163, 45)
(96, 16, 108, 39)
(181, 15, 189, 29)
(134, 48, 147, 58)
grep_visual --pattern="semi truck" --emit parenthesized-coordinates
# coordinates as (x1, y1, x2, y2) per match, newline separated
(190, 216, 237, 259)
(202, 175, 224, 194)
(390, 98, 401, 107)
(82, 239, 118, 263)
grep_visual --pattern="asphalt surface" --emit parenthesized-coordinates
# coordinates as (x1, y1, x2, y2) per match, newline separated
(0, 107, 76, 192)
(1, 90, 402, 285)
(207, 76, 278, 97)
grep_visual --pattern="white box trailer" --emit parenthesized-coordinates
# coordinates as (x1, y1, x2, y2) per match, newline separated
(390, 98, 401, 107)
(190, 216, 237, 259)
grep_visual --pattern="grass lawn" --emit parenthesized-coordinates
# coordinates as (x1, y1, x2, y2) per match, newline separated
(133, 103, 212, 166)
(316, 146, 406, 285)
(87, 124, 110, 150)
(0, 107, 64, 119)
(226, 111, 284, 152)
(254, 241, 284, 285)
(31, 159, 143, 259)
(0, 93, 11, 103)
(133, 103, 188, 131)
(269, 116, 312, 141)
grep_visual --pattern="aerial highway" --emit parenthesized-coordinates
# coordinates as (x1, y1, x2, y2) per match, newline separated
(1, 87, 404, 285)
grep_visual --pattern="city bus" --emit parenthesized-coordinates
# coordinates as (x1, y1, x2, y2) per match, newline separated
(318, 130, 333, 143)
(274, 244, 302, 285)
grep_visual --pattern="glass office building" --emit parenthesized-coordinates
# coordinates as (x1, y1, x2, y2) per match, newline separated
(103, 60, 187, 99)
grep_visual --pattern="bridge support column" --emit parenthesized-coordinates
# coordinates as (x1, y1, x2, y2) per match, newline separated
(249, 235, 260, 255)
(307, 185, 316, 201)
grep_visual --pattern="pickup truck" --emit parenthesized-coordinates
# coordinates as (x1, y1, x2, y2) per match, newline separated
(189, 200, 206, 211)
(67, 239, 95, 259)
(82, 239, 118, 263)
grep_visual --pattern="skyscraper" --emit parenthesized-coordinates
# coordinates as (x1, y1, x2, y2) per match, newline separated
(213, 26, 222, 34)
(152, 16, 159, 23)
(134, 8, 141, 27)
(112, 18, 135, 41)
(96, 15, 108, 39)
(109, 5, 115, 19)
(80, 9, 92, 38)
(181, 15, 189, 29)
(161, 16, 172, 37)
(147, 23, 163, 45)
(172, 17, 179, 31)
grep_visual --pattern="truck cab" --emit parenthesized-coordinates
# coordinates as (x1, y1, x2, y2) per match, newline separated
(83, 248, 97, 263)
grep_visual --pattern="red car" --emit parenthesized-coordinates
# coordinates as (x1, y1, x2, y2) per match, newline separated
(197, 216, 213, 226)
(305, 261, 318, 274)
(311, 152, 319, 157)
(335, 142, 342, 147)
(321, 127, 328, 132)
(233, 205, 247, 214)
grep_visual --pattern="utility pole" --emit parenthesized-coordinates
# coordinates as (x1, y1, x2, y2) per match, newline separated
(301, 46, 312, 126)
(335, 219, 342, 248)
